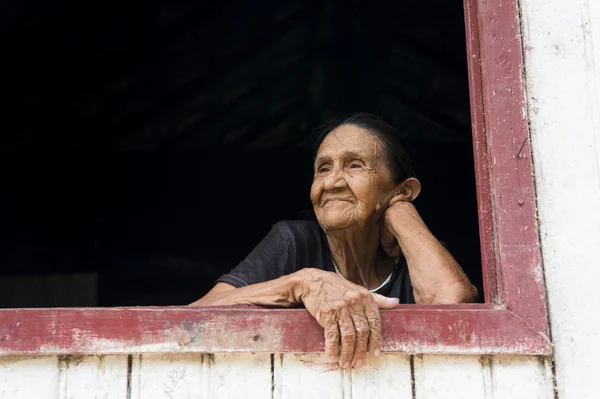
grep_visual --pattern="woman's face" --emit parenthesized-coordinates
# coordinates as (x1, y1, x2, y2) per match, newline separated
(311, 125, 397, 231)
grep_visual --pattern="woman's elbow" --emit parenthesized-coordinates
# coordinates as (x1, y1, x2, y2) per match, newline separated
(431, 281, 479, 304)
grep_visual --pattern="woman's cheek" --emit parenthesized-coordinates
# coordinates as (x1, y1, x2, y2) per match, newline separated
(352, 177, 376, 203)
(309, 181, 321, 204)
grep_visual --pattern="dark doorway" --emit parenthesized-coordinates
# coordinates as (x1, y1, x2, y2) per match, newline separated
(0, 0, 481, 306)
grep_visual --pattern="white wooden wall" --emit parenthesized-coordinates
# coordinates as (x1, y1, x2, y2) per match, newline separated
(0, 354, 554, 399)
(522, 0, 600, 397)
(1, 0, 598, 398)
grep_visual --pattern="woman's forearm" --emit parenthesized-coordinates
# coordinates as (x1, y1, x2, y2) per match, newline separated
(387, 206, 478, 304)
(190, 271, 305, 307)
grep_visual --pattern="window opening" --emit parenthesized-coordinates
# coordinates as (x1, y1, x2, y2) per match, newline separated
(1, 0, 479, 308)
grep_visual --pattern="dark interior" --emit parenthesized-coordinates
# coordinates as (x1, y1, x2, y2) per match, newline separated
(0, 0, 482, 307)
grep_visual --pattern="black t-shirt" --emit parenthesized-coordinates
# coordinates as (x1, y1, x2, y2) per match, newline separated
(217, 220, 415, 304)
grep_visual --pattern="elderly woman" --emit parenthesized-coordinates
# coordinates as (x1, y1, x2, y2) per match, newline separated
(191, 113, 477, 369)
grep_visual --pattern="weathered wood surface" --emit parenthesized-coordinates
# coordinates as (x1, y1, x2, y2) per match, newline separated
(487, 356, 553, 399)
(0, 354, 553, 399)
(130, 353, 271, 399)
(521, 0, 600, 397)
(414, 355, 487, 398)
(0, 355, 128, 399)
(275, 353, 413, 399)
(415, 355, 553, 399)
(0, 305, 550, 356)
(60, 355, 128, 399)
(0, 356, 59, 399)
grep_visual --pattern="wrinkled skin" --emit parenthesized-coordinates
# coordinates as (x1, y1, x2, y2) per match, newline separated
(298, 268, 398, 369)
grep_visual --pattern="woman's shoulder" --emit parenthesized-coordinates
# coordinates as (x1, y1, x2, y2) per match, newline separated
(273, 220, 322, 236)
(271, 220, 328, 257)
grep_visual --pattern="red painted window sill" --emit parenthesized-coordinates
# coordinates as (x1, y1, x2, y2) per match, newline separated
(0, 305, 551, 355)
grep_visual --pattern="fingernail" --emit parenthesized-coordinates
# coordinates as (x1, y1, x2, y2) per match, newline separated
(354, 360, 363, 368)
(343, 362, 351, 369)
(374, 349, 381, 357)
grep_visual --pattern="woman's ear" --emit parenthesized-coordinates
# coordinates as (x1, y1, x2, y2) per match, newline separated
(394, 178, 421, 202)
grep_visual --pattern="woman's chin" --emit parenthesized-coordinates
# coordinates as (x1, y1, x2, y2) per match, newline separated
(318, 212, 357, 231)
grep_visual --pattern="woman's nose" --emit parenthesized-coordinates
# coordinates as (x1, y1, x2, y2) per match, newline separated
(323, 167, 347, 191)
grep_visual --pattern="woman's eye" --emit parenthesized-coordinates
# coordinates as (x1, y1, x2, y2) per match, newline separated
(349, 163, 362, 169)
(318, 166, 330, 174)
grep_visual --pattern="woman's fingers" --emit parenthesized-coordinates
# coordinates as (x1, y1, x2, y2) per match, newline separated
(332, 295, 395, 368)
(323, 321, 340, 360)
(338, 308, 356, 368)
(364, 300, 383, 357)
(301, 270, 399, 368)
(372, 292, 399, 309)
(350, 309, 370, 368)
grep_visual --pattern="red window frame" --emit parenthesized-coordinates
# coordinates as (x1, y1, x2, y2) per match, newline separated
(0, 0, 551, 356)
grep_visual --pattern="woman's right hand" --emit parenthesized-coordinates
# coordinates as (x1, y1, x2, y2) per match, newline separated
(297, 268, 399, 369)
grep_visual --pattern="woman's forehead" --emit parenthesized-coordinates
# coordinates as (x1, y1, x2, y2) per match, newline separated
(317, 125, 382, 158)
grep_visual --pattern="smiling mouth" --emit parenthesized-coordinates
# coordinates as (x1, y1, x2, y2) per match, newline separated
(321, 198, 352, 206)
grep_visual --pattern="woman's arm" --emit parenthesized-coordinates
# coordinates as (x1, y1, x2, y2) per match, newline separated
(189, 273, 303, 307)
(190, 268, 399, 369)
(383, 201, 478, 304)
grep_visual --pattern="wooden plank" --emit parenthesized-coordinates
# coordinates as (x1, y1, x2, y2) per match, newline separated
(276, 353, 343, 399)
(414, 355, 485, 399)
(0, 305, 550, 355)
(463, 0, 497, 304)
(276, 353, 411, 399)
(520, 0, 600, 397)
(350, 354, 412, 399)
(61, 355, 128, 399)
(414, 355, 553, 399)
(205, 354, 271, 399)
(0, 356, 59, 399)
(130, 353, 271, 399)
(488, 356, 553, 399)
(130, 353, 204, 399)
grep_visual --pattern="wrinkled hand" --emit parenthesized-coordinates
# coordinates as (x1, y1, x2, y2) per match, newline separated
(298, 268, 399, 369)
(380, 198, 423, 258)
